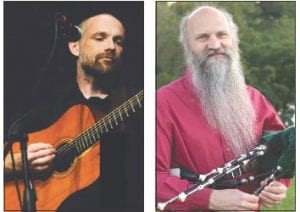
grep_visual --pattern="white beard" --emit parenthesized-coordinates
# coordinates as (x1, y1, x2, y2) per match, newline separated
(187, 47, 257, 156)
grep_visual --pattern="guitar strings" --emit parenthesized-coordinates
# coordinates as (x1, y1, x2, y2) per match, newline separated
(54, 94, 143, 160)
(54, 91, 143, 160)
(55, 91, 144, 158)
(55, 91, 143, 156)
(73, 90, 144, 152)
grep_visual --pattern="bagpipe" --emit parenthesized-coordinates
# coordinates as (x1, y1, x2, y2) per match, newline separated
(157, 127, 295, 210)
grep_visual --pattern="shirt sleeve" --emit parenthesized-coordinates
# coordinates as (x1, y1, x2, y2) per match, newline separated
(156, 91, 213, 210)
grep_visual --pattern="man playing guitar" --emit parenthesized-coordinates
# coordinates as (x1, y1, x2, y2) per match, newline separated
(5, 5, 144, 211)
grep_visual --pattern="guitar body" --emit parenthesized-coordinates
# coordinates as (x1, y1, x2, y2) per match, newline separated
(4, 104, 100, 211)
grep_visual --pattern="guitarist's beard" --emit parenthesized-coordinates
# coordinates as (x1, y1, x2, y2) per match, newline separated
(81, 63, 122, 92)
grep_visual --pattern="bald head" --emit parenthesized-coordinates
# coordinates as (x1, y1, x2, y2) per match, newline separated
(180, 6, 239, 55)
(188, 6, 227, 19)
(79, 13, 125, 38)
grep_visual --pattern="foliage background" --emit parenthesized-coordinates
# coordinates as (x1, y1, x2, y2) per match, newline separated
(156, 2, 295, 211)
(156, 1, 295, 127)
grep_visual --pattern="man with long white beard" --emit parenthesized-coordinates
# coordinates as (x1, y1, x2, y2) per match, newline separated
(156, 6, 290, 211)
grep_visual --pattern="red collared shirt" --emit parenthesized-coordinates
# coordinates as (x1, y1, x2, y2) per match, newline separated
(156, 69, 289, 210)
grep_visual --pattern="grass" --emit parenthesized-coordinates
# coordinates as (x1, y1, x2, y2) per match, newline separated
(260, 178, 295, 211)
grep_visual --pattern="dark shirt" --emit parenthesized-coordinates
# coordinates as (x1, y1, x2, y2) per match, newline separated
(8, 82, 144, 211)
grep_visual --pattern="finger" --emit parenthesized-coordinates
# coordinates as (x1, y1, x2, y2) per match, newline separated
(264, 186, 287, 195)
(267, 180, 286, 189)
(259, 194, 274, 205)
(259, 191, 284, 202)
(32, 164, 51, 171)
(261, 201, 272, 208)
(28, 143, 54, 152)
(264, 182, 287, 194)
(28, 148, 56, 161)
(269, 180, 283, 186)
(261, 186, 287, 201)
(30, 154, 55, 166)
(259, 191, 285, 204)
(260, 196, 281, 206)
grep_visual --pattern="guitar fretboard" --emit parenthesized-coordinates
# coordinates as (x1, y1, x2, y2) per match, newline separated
(73, 90, 143, 155)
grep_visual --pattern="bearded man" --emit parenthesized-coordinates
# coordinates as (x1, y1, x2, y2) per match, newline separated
(156, 6, 289, 211)
(5, 10, 143, 211)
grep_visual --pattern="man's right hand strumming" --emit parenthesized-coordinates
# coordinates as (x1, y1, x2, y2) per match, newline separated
(5, 142, 56, 174)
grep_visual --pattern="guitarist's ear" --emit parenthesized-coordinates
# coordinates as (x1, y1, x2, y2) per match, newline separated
(68, 41, 80, 57)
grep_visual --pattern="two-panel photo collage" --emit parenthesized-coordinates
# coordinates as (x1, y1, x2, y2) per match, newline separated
(3, 1, 296, 211)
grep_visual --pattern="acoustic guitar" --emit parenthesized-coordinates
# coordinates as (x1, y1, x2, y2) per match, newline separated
(4, 90, 143, 211)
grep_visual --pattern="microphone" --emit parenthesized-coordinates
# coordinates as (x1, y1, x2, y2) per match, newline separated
(56, 13, 81, 42)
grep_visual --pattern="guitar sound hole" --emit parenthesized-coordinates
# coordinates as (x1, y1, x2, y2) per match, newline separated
(53, 142, 77, 173)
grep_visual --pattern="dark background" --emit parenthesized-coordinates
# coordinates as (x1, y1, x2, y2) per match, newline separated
(4, 2, 144, 136)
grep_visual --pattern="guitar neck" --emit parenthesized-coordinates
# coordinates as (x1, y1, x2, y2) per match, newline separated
(73, 90, 143, 154)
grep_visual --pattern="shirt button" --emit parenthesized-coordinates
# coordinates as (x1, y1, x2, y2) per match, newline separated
(226, 148, 230, 152)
